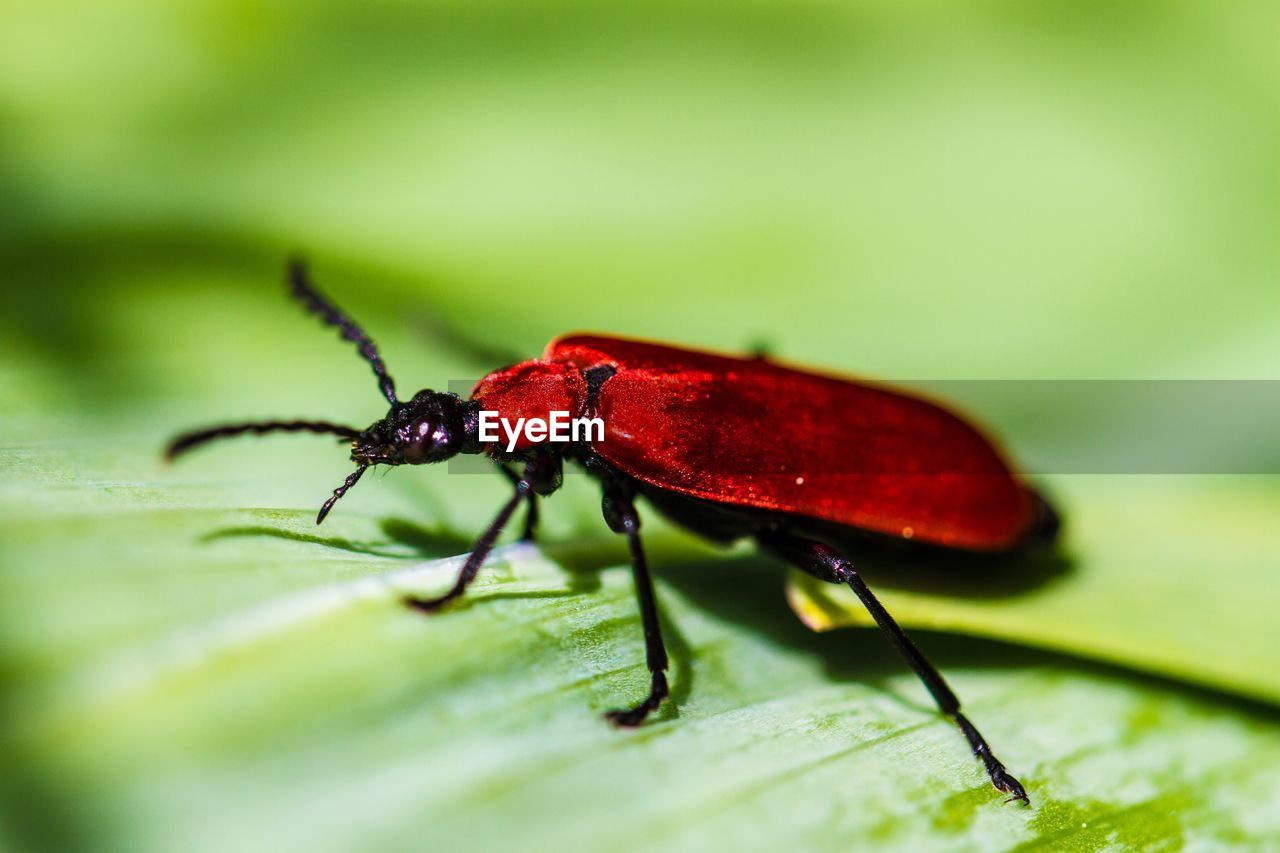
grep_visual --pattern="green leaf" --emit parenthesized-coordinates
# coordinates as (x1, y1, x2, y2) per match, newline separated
(4, 0, 1280, 849)
(4, 435, 1280, 851)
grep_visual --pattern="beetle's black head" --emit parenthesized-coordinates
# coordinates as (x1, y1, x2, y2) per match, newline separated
(353, 390, 477, 467)
(165, 260, 485, 525)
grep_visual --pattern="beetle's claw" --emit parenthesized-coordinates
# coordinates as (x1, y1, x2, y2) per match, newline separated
(993, 768, 1030, 805)
(403, 594, 452, 614)
(603, 707, 649, 728)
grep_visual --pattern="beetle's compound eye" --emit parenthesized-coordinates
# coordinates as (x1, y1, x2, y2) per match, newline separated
(402, 416, 452, 464)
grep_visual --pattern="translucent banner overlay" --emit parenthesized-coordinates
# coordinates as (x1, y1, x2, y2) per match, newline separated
(447, 379, 1280, 475)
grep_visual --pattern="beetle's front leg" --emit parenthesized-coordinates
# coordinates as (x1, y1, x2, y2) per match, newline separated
(498, 464, 540, 541)
(405, 453, 560, 612)
(599, 481, 670, 727)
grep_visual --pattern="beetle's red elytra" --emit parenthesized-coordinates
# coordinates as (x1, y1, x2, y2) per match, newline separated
(168, 261, 1060, 805)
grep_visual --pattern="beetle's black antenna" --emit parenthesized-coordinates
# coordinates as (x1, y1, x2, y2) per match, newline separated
(166, 420, 361, 461)
(317, 465, 368, 525)
(287, 258, 398, 405)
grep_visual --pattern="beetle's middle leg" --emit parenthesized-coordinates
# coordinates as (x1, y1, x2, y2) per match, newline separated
(758, 532, 1030, 804)
(599, 481, 670, 727)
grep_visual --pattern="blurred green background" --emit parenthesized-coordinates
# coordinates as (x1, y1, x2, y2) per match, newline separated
(1, 1, 1277, 851)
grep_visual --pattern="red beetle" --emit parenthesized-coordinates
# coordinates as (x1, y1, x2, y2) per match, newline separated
(169, 261, 1059, 804)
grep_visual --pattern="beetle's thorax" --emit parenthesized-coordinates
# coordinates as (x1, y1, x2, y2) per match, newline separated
(469, 360, 590, 456)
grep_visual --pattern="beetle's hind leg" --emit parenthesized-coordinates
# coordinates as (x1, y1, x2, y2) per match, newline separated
(599, 482, 670, 727)
(759, 532, 1030, 805)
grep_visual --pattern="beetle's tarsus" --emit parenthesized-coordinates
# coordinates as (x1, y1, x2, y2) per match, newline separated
(603, 698, 659, 728)
(402, 593, 457, 614)
(993, 768, 1030, 805)
(603, 707, 648, 727)
(604, 671, 668, 728)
